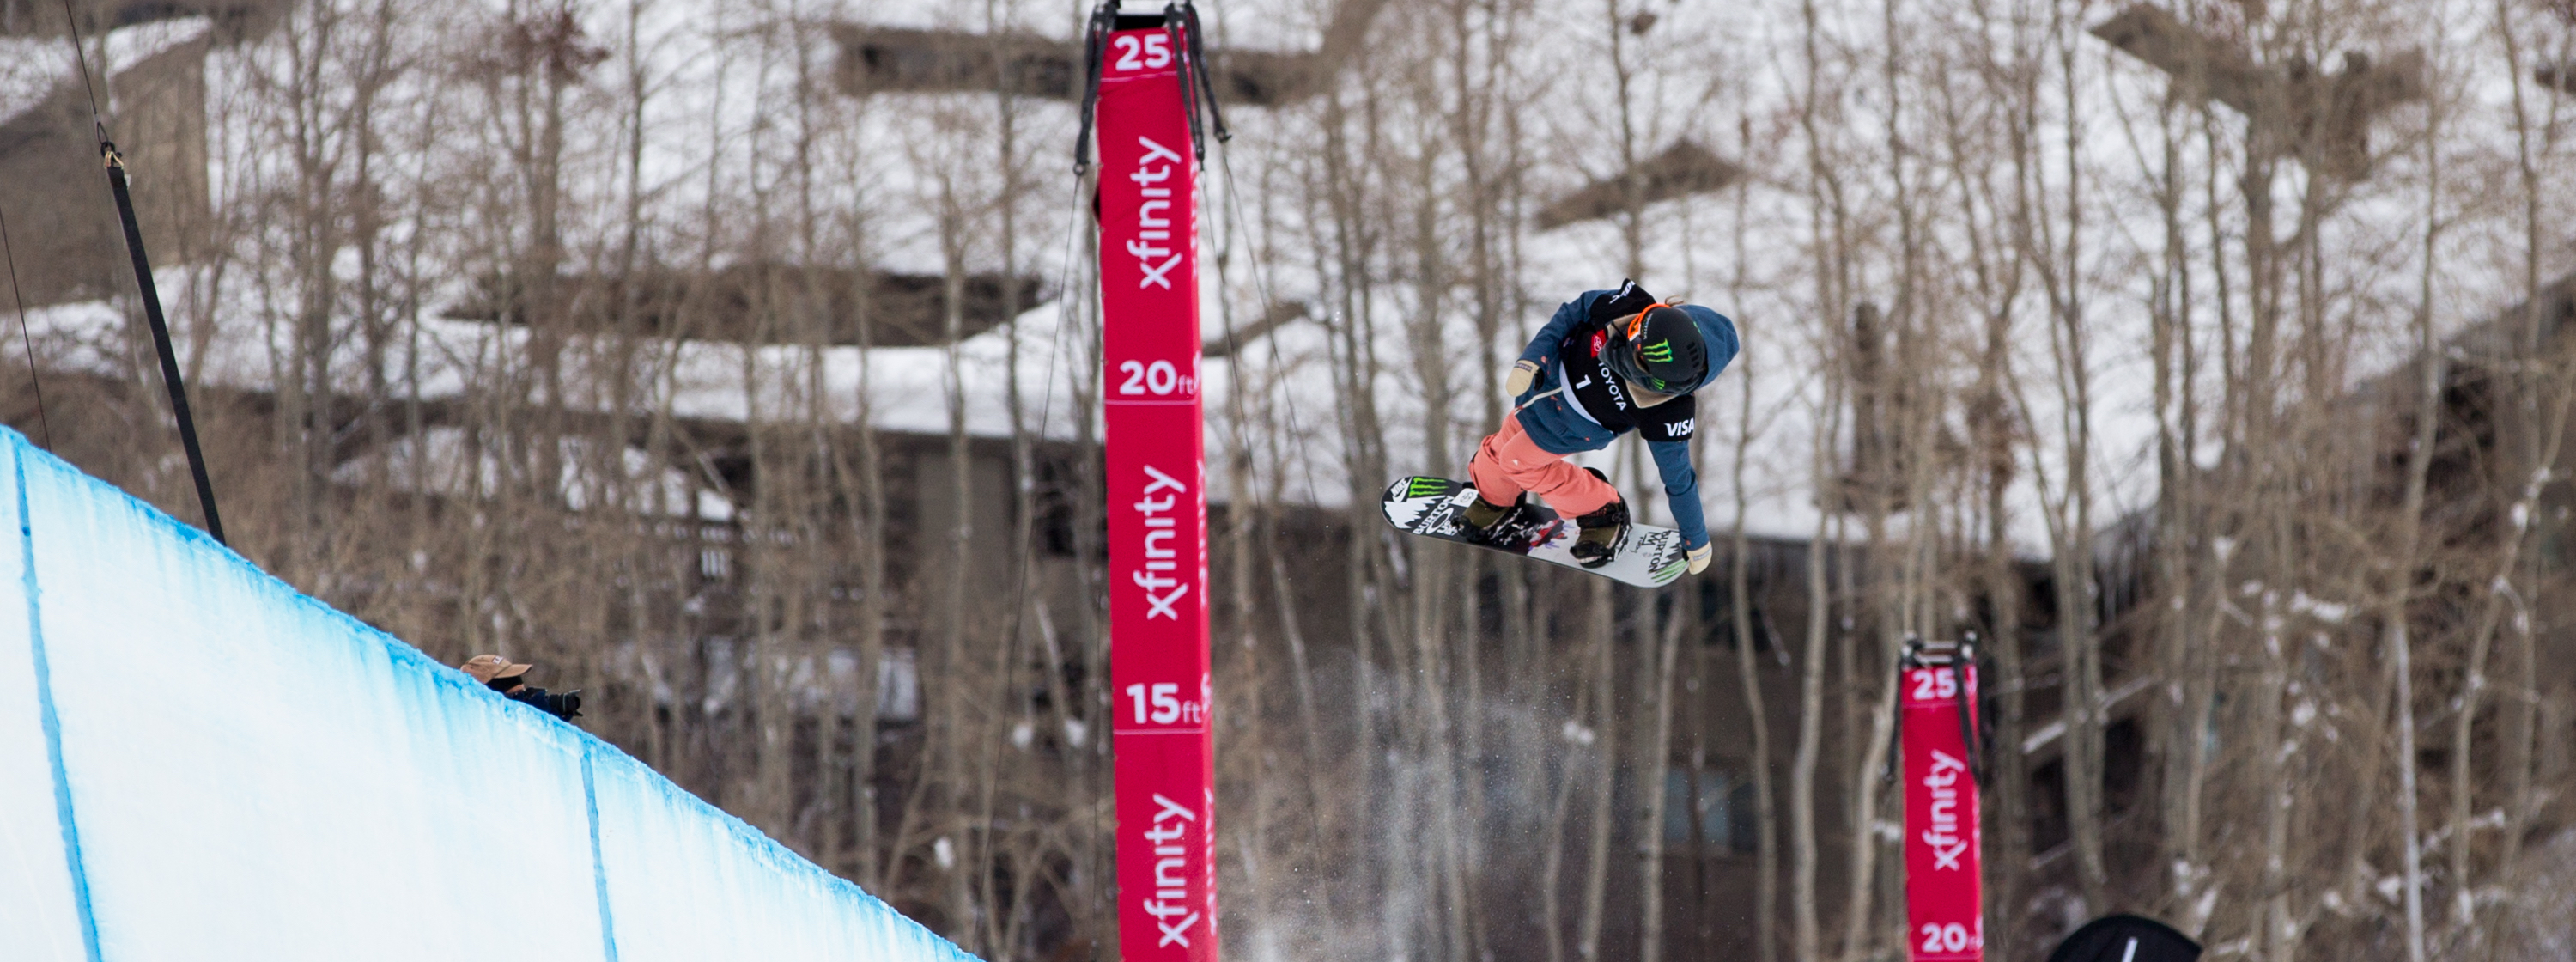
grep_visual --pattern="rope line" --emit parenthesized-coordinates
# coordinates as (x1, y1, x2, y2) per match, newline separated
(1004, 70, 1089, 765)
(58, 0, 108, 141)
(1056, 6, 1122, 941)
(1212, 120, 1325, 514)
(1029, 161, 1099, 959)
(0, 204, 56, 448)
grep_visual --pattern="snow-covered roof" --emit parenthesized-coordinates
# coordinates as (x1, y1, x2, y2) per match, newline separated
(0, 15, 214, 125)
(13, 0, 2562, 551)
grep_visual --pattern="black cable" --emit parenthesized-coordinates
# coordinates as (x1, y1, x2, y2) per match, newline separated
(1210, 88, 1327, 520)
(58, 0, 107, 145)
(1068, 3, 1119, 945)
(103, 151, 226, 545)
(0, 203, 56, 448)
(58, 0, 227, 544)
(1178, 2, 1228, 145)
(1163, 9, 1204, 163)
(1175, 9, 1200, 161)
(1950, 639, 1984, 788)
(1072, 2, 1116, 174)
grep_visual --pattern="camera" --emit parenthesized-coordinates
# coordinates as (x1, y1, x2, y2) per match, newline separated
(508, 686, 583, 722)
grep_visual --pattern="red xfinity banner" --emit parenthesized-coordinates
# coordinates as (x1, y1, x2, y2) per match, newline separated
(1096, 23, 1217, 962)
(1902, 657, 1984, 962)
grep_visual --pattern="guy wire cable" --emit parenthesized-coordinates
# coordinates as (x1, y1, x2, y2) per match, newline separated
(1213, 102, 1327, 515)
(1061, 0, 1116, 919)
(986, 27, 1094, 880)
(0, 203, 57, 448)
(57, 0, 227, 545)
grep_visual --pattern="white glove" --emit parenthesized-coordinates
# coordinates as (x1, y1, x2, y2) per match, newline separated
(1686, 543, 1713, 575)
(1505, 359, 1540, 396)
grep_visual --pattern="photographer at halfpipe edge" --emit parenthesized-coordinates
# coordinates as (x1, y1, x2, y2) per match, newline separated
(460, 654, 583, 723)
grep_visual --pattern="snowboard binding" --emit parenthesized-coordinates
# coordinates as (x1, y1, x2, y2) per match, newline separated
(1569, 497, 1629, 569)
(1456, 492, 1543, 548)
(1564, 466, 1628, 569)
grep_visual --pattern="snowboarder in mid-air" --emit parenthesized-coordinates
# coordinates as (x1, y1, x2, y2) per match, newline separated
(1457, 280, 1738, 573)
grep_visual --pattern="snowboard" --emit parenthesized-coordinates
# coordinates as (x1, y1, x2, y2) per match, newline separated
(1381, 476, 1690, 588)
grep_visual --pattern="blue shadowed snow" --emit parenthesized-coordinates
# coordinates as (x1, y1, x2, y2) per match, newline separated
(0, 428, 975, 962)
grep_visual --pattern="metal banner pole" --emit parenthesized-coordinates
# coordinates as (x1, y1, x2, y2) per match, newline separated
(1091, 5, 1217, 960)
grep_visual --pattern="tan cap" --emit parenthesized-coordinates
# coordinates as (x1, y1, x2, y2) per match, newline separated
(461, 655, 534, 685)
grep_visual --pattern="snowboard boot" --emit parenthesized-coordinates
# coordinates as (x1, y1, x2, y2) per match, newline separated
(1569, 496, 1629, 569)
(1458, 492, 1528, 545)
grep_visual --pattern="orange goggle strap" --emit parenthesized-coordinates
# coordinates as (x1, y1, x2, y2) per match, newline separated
(1624, 302, 1670, 342)
(1623, 303, 1669, 385)
(1618, 303, 1695, 393)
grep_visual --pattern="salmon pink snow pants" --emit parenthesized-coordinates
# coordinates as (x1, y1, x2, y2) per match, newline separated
(1467, 412, 1619, 517)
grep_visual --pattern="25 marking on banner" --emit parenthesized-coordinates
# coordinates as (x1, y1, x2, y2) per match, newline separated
(1111, 33, 1173, 72)
(1909, 667, 1959, 701)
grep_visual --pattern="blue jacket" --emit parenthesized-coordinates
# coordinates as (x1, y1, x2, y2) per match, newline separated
(1510, 290, 1740, 551)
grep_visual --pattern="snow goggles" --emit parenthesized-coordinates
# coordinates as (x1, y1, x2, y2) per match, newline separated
(1607, 304, 1703, 395)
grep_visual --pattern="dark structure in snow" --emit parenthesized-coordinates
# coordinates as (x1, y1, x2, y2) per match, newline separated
(2091, 3, 2426, 180)
(1534, 140, 1747, 231)
(833, 0, 1391, 107)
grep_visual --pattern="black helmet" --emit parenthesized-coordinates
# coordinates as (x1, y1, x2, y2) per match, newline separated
(1606, 304, 1707, 394)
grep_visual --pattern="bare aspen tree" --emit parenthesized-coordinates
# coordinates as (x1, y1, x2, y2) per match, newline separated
(1786, 0, 1860, 957)
(1575, 575, 1616, 962)
(1718, 111, 1783, 962)
(1635, 599, 1685, 962)
(2379, 31, 2451, 957)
